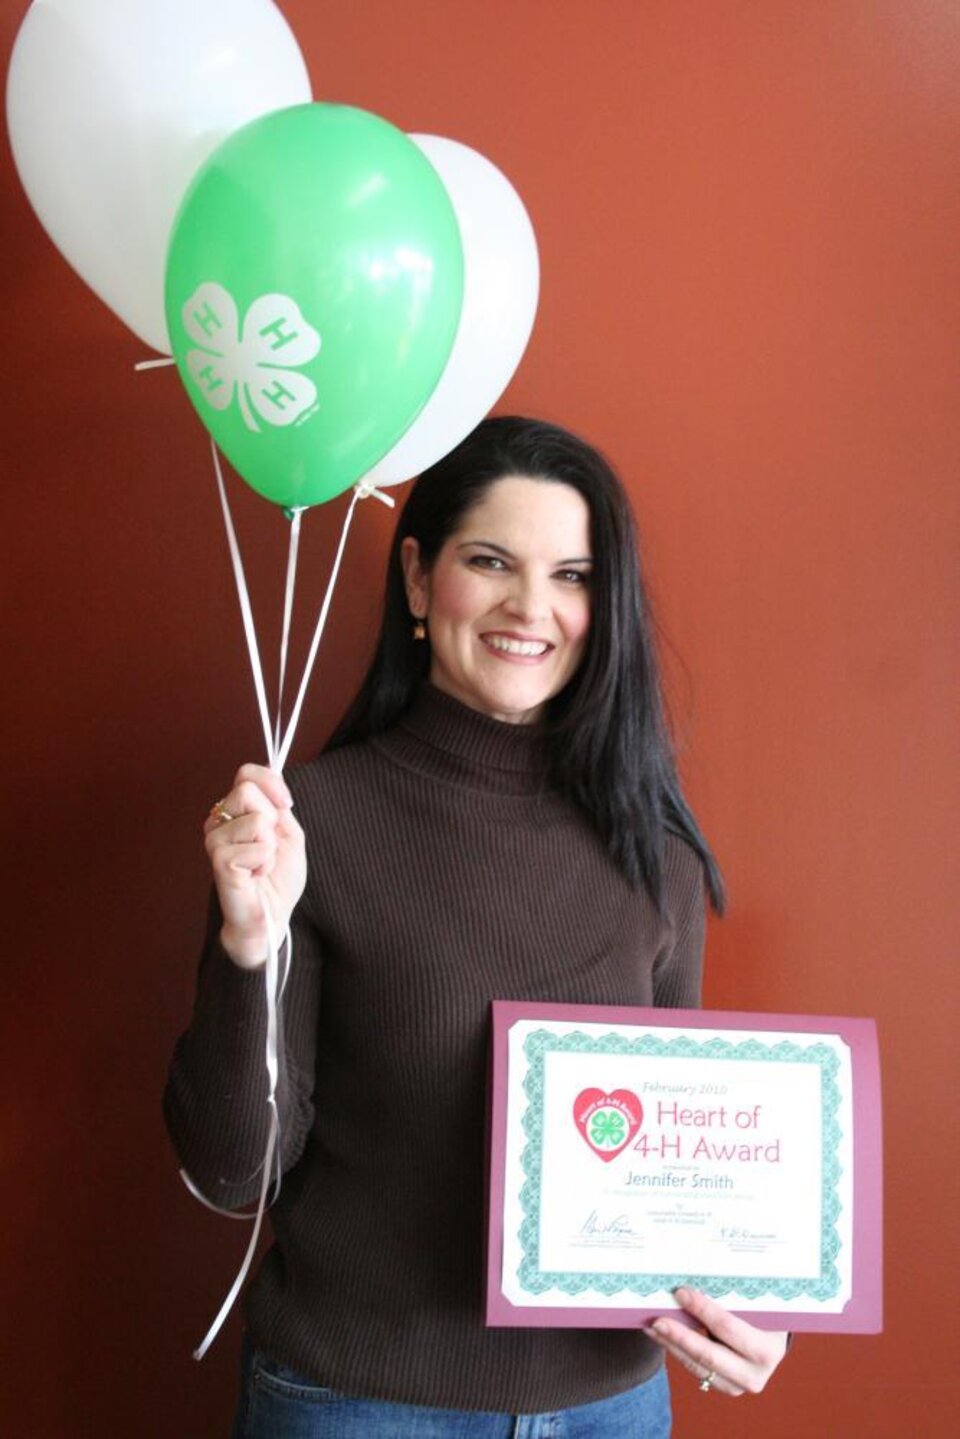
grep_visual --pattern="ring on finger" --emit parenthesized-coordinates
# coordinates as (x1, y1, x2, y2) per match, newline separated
(209, 799, 235, 826)
(698, 1368, 716, 1393)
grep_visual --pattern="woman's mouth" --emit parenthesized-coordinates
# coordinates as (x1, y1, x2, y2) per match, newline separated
(482, 633, 552, 658)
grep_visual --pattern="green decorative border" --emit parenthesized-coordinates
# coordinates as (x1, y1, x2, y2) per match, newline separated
(516, 1028, 843, 1302)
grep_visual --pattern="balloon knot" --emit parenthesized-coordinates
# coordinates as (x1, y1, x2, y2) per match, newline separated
(354, 480, 395, 508)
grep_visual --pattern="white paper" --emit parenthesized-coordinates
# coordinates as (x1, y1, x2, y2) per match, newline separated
(501, 1019, 854, 1314)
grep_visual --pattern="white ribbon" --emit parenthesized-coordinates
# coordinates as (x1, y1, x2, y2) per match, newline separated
(274, 507, 304, 756)
(185, 897, 289, 1360)
(210, 438, 277, 768)
(182, 445, 394, 1359)
(274, 481, 394, 772)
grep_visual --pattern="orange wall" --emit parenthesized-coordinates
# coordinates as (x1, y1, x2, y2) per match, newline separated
(2, 2, 958, 1434)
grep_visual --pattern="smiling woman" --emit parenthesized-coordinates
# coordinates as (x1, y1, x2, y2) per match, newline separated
(165, 417, 787, 1437)
(400, 475, 593, 723)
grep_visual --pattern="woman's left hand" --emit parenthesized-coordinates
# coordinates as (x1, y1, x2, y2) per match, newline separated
(644, 1287, 789, 1396)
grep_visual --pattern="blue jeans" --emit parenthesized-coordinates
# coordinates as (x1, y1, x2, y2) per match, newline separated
(231, 1342, 671, 1438)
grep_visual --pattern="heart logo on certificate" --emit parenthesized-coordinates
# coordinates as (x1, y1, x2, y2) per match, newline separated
(573, 1088, 643, 1163)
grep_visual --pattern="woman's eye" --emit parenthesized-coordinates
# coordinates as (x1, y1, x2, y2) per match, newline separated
(556, 569, 591, 586)
(468, 554, 507, 571)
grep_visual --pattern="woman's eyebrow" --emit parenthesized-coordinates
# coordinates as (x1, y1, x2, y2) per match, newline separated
(455, 539, 513, 556)
(455, 539, 592, 565)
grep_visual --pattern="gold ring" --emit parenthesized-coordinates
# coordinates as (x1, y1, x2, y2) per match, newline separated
(209, 799, 235, 826)
(699, 1369, 716, 1393)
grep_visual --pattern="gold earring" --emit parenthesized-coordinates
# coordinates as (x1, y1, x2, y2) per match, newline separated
(412, 617, 427, 641)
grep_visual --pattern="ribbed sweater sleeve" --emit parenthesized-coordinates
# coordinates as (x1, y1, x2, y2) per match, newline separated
(163, 826, 322, 1209)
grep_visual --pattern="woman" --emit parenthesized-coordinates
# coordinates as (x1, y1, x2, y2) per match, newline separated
(165, 417, 788, 1436)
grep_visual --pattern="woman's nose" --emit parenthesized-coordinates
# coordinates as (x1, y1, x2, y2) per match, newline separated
(503, 572, 548, 623)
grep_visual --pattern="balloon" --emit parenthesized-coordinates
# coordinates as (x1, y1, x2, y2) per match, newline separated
(6, 0, 311, 352)
(165, 104, 464, 510)
(359, 135, 539, 489)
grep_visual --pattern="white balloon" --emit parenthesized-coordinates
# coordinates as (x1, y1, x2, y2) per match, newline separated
(360, 135, 539, 488)
(6, 0, 311, 352)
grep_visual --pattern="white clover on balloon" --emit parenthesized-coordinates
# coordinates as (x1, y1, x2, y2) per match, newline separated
(182, 282, 322, 434)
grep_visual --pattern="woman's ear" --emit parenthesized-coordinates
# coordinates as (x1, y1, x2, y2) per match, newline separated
(400, 536, 429, 618)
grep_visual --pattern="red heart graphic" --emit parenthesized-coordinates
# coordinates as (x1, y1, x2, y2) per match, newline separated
(573, 1088, 643, 1163)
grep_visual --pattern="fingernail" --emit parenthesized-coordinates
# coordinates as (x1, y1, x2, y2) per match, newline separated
(673, 1286, 692, 1303)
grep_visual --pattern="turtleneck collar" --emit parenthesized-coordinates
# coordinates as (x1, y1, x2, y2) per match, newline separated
(374, 683, 553, 796)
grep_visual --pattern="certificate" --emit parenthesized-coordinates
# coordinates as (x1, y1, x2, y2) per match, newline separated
(486, 1003, 882, 1333)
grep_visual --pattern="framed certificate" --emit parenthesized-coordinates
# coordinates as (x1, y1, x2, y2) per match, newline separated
(486, 1003, 882, 1333)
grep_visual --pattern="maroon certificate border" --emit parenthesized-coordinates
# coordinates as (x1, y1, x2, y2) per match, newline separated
(485, 1003, 882, 1333)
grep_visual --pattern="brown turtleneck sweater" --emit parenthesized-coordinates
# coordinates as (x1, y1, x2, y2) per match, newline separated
(164, 685, 706, 1413)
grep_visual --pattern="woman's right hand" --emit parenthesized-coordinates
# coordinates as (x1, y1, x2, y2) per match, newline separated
(203, 764, 307, 969)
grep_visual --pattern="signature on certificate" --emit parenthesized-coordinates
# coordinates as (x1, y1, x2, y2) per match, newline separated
(579, 1210, 636, 1237)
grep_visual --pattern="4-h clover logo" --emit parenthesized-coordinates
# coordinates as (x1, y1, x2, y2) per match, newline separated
(573, 1087, 643, 1162)
(181, 282, 322, 434)
(589, 1108, 627, 1149)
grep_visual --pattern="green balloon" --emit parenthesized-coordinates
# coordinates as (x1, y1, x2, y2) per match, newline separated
(165, 104, 464, 508)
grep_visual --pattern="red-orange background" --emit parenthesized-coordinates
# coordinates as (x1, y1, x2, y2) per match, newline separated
(2, 3, 957, 1434)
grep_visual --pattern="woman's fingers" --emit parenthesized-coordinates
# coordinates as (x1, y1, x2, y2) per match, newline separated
(674, 1286, 771, 1364)
(203, 765, 294, 836)
(207, 807, 304, 880)
(200, 764, 306, 969)
(204, 769, 300, 879)
(206, 809, 275, 857)
(644, 1317, 744, 1396)
(231, 763, 294, 811)
(644, 1288, 788, 1397)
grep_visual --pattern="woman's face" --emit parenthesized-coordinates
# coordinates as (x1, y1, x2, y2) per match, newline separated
(401, 475, 593, 725)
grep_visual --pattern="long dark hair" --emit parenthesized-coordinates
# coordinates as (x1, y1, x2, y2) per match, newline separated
(327, 416, 724, 913)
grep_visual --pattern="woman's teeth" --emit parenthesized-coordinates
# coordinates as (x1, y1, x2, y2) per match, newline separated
(484, 635, 549, 657)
